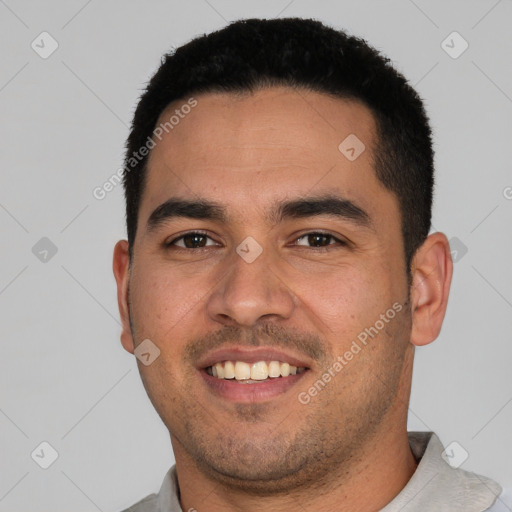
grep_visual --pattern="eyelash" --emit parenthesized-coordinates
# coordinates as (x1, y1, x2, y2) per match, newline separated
(164, 230, 347, 251)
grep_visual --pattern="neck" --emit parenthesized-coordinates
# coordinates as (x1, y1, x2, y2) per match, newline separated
(172, 425, 418, 512)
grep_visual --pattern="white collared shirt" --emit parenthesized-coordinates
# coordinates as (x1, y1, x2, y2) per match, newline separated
(121, 431, 506, 511)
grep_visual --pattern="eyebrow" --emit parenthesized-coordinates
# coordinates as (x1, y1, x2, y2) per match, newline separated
(146, 194, 373, 233)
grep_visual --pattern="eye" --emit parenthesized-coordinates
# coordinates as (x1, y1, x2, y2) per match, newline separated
(165, 231, 218, 249)
(294, 232, 346, 249)
(164, 230, 347, 251)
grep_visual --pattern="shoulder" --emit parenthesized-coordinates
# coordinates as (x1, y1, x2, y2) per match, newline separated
(118, 492, 158, 512)
(117, 466, 180, 512)
(486, 488, 512, 511)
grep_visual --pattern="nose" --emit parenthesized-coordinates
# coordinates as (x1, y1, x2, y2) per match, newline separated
(205, 243, 297, 327)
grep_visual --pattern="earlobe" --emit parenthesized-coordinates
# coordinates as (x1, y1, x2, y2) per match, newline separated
(113, 240, 135, 354)
(409, 232, 453, 347)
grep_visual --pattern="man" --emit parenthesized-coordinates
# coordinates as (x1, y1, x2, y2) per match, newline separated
(113, 17, 504, 511)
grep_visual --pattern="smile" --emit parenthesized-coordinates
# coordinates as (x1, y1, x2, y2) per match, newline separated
(198, 347, 311, 402)
(205, 360, 308, 382)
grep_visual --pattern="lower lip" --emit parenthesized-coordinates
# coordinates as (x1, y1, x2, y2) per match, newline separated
(200, 370, 309, 403)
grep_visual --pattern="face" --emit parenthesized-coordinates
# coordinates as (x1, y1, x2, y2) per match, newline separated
(116, 87, 416, 491)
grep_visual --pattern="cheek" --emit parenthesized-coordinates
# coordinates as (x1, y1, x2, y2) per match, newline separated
(130, 263, 198, 401)
(130, 260, 204, 335)
(295, 260, 399, 360)
(301, 264, 389, 325)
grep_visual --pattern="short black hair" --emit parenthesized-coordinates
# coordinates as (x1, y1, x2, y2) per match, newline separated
(123, 17, 434, 273)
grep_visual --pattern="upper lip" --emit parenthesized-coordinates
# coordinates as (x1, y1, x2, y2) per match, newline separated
(197, 347, 312, 370)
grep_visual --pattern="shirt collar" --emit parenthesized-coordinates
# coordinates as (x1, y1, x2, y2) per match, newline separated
(380, 432, 501, 511)
(156, 431, 502, 511)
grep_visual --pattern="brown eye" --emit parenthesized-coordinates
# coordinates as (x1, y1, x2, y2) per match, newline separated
(295, 232, 346, 248)
(166, 232, 217, 249)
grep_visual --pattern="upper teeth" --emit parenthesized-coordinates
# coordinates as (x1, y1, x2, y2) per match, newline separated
(208, 360, 306, 381)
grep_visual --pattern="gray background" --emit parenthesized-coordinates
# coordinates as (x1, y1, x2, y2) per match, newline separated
(1, 1, 511, 511)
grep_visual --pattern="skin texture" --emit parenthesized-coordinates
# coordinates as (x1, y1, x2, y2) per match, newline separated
(113, 86, 453, 511)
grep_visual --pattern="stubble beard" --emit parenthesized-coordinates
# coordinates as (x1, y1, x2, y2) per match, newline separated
(167, 306, 412, 495)
(128, 287, 413, 495)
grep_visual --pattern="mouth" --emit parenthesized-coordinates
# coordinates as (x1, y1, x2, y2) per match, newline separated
(205, 360, 308, 382)
(198, 348, 311, 402)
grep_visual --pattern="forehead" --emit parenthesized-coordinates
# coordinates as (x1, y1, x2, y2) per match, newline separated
(140, 86, 394, 225)
(150, 86, 376, 165)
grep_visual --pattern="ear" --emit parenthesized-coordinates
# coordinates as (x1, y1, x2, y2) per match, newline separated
(409, 232, 453, 347)
(113, 240, 135, 354)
